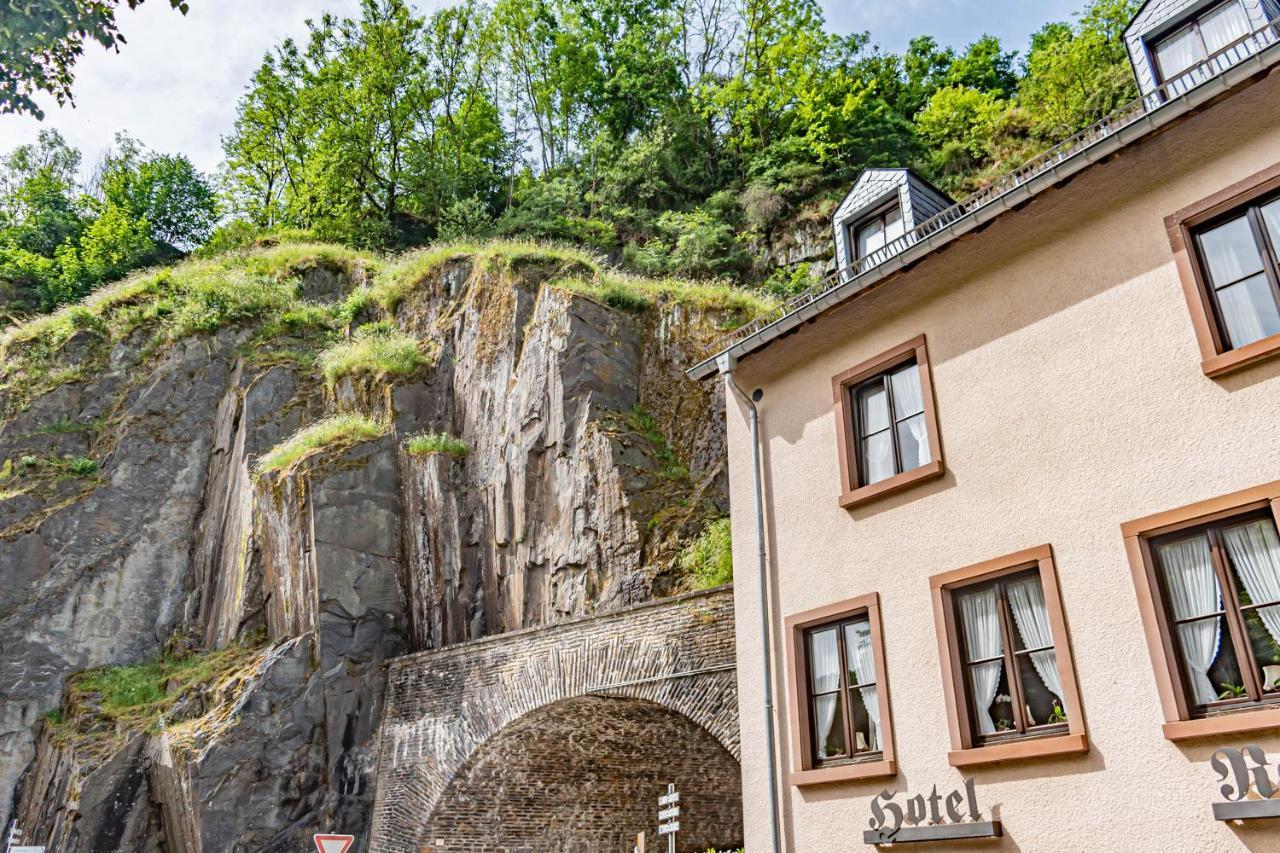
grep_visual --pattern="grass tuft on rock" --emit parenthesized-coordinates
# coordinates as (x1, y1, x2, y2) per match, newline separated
(553, 272, 778, 324)
(255, 413, 387, 476)
(318, 322, 429, 386)
(679, 517, 733, 589)
(403, 431, 468, 459)
(49, 640, 268, 748)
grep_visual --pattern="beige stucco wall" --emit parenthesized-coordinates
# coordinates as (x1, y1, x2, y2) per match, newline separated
(726, 71, 1280, 853)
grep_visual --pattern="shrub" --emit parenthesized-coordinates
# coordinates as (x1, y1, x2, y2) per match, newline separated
(679, 518, 733, 589)
(255, 413, 387, 476)
(317, 322, 428, 385)
(403, 431, 469, 459)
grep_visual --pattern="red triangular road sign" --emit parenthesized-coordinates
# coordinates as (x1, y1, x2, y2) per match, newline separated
(314, 834, 354, 853)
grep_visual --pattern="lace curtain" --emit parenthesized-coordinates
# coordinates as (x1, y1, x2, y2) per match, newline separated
(810, 629, 841, 757)
(1159, 536, 1223, 706)
(890, 366, 930, 468)
(1223, 520, 1280, 672)
(845, 620, 880, 751)
(1006, 577, 1064, 705)
(959, 588, 1003, 735)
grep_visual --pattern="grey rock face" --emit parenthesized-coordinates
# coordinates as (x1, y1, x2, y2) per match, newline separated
(1, 253, 731, 848)
(0, 331, 241, 834)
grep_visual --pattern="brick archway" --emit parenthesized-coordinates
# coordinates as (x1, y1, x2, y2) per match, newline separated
(368, 588, 738, 852)
(423, 695, 743, 851)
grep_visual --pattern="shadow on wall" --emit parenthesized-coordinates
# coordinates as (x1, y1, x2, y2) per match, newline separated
(418, 695, 743, 852)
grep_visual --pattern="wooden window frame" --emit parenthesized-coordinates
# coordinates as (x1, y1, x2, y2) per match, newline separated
(930, 545, 1089, 767)
(1166, 161, 1280, 377)
(832, 334, 944, 509)
(1122, 480, 1280, 741)
(784, 593, 896, 786)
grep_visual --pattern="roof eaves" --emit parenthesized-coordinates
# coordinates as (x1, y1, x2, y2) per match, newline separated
(687, 43, 1280, 382)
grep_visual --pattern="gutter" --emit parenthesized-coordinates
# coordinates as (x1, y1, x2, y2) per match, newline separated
(688, 39, 1280, 382)
(717, 351, 782, 853)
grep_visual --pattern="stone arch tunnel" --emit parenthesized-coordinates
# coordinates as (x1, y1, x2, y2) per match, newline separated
(367, 587, 742, 852)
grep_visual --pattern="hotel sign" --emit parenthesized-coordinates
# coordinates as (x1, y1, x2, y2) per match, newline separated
(1211, 745, 1280, 820)
(864, 778, 1001, 845)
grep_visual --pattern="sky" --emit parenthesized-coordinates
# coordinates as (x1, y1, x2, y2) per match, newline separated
(0, 0, 1083, 178)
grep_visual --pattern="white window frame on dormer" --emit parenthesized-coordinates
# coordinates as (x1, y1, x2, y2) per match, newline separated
(847, 198, 906, 270)
(1147, 0, 1253, 86)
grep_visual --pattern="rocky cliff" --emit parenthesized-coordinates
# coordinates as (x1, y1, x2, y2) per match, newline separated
(0, 241, 767, 850)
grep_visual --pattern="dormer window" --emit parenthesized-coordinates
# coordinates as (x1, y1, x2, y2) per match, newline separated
(1151, 0, 1251, 85)
(852, 203, 905, 265)
(832, 170, 953, 282)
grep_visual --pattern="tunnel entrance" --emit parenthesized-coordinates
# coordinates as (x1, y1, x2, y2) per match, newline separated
(422, 695, 743, 852)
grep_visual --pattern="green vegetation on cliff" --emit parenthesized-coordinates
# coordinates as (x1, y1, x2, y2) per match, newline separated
(403, 431, 469, 459)
(46, 639, 268, 752)
(319, 322, 431, 386)
(255, 413, 388, 476)
(680, 518, 734, 590)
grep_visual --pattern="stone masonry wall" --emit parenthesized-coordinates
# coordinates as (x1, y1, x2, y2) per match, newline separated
(368, 587, 739, 853)
(423, 695, 742, 853)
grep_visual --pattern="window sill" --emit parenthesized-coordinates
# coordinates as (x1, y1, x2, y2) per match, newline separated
(790, 757, 896, 787)
(947, 732, 1088, 768)
(1163, 707, 1280, 741)
(840, 459, 944, 510)
(1201, 332, 1280, 378)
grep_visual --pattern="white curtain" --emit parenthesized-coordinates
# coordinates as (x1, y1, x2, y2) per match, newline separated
(1217, 276, 1275, 347)
(890, 366, 929, 469)
(845, 621, 880, 751)
(1159, 536, 1223, 706)
(859, 385, 895, 484)
(959, 588, 1004, 736)
(1200, 1, 1251, 54)
(1006, 577, 1065, 706)
(1155, 26, 1204, 80)
(811, 628, 841, 757)
(1200, 216, 1263, 284)
(1224, 520, 1280, 662)
(1263, 201, 1280, 250)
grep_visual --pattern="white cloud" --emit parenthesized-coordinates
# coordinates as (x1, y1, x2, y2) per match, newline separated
(0, 0, 370, 176)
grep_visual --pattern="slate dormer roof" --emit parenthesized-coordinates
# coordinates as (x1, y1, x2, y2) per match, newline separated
(832, 169, 954, 281)
(1124, 0, 1279, 99)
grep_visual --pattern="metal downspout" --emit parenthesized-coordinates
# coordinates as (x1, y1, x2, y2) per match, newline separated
(717, 353, 781, 853)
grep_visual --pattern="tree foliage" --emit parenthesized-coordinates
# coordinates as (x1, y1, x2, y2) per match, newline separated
(0, 0, 191, 119)
(0, 131, 216, 311)
(217, 0, 1141, 269)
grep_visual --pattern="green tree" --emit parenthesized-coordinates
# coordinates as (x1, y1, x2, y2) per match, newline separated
(1019, 0, 1141, 139)
(0, 1, 190, 118)
(95, 134, 217, 249)
(916, 85, 1010, 183)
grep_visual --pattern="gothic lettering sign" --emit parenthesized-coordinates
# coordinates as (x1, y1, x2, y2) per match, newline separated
(1210, 745, 1280, 821)
(863, 778, 1002, 845)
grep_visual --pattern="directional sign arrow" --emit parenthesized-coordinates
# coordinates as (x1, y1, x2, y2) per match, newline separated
(658, 821, 680, 836)
(657, 806, 680, 821)
(658, 792, 680, 806)
(314, 834, 355, 853)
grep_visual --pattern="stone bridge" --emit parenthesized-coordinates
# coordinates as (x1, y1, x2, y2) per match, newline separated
(368, 587, 741, 853)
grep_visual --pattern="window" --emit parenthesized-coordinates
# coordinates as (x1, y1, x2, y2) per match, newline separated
(832, 335, 943, 509)
(1123, 481, 1280, 740)
(1193, 195, 1280, 350)
(784, 593, 896, 785)
(931, 545, 1088, 766)
(1151, 0, 1252, 84)
(850, 202, 906, 268)
(1166, 162, 1280, 376)
(806, 616, 881, 762)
